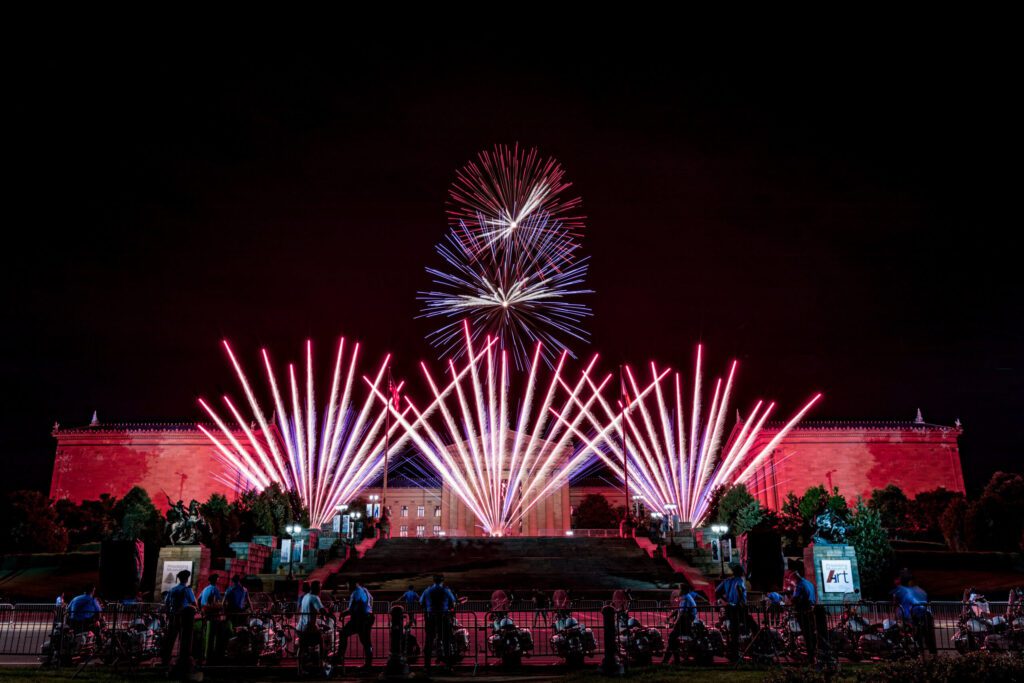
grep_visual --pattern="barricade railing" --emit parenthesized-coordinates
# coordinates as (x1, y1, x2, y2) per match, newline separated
(3, 599, 1018, 664)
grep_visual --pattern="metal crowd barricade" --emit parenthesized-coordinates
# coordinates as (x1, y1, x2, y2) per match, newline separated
(0, 598, 1016, 666)
(0, 604, 62, 657)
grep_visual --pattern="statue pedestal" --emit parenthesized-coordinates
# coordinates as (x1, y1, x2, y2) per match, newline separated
(155, 545, 211, 598)
(803, 543, 860, 604)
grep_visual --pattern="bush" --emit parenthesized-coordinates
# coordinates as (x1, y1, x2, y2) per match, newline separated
(856, 651, 1024, 682)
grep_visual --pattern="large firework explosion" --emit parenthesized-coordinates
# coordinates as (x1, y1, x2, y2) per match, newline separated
(197, 338, 407, 527)
(418, 225, 592, 370)
(554, 346, 822, 524)
(421, 145, 593, 369)
(369, 323, 610, 536)
(448, 143, 585, 259)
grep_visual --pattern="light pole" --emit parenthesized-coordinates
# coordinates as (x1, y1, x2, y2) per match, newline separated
(711, 523, 729, 578)
(285, 523, 303, 580)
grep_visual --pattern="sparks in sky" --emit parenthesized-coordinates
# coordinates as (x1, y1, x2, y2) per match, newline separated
(553, 346, 822, 523)
(418, 223, 592, 370)
(448, 143, 585, 260)
(370, 323, 609, 536)
(197, 338, 407, 527)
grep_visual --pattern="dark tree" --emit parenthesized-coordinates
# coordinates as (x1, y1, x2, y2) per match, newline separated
(868, 485, 910, 536)
(910, 488, 964, 540)
(573, 493, 618, 528)
(0, 490, 68, 553)
(965, 472, 1024, 552)
(113, 486, 164, 544)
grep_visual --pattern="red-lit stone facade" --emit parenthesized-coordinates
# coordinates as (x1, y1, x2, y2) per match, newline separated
(52, 419, 964, 522)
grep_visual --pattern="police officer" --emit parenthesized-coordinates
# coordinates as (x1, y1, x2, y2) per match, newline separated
(338, 579, 374, 671)
(420, 574, 457, 672)
(401, 584, 420, 625)
(67, 585, 103, 635)
(662, 584, 701, 664)
(223, 574, 250, 628)
(715, 564, 752, 661)
(789, 570, 819, 658)
(197, 574, 222, 662)
(162, 570, 198, 671)
(764, 590, 785, 627)
(892, 573, 936, 655)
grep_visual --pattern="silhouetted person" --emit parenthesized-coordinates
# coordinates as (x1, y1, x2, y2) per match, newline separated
(420, 574, 457, 672)
(67, 585, 102, 635)
(716, 564, 754, 661)
(338, 579, 374, 671)
(789, 569, 820, 658)
(663, 584, 701, 664)
(162, 570, 198, 674)
(892, 573, 936, 655)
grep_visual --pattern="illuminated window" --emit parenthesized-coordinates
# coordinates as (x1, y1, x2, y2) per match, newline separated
(434, 506, 442, 517)
(400, 506, 408, 517)
(416, 525, 425, 537)
(433, 525, 441, 536)
(417, 505, 425, 517)
(399, 525, 408, 537)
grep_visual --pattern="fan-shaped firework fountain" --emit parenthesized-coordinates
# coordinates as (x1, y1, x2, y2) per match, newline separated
(554, 346, 822, 523)
(197, 338, 406, 527)
(370, 323, 612, 535)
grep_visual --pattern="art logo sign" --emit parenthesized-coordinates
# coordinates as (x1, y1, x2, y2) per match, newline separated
(821, 559, 854, 593)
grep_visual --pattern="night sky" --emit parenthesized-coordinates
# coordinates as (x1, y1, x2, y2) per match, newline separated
(6, 37, 1020, 495)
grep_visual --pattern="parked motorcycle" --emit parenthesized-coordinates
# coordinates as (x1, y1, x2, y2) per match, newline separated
(829, 601, 871, 661)
(550, 612, 596, 667)
(857, 617, 919, 660)
(223, 612, 285, 664)
(616, 610, 664, 666)
(488, 612, 533, 666)
(39, 623, 102, 666)
(954, 598, 994, 654)
(296, 614, 336, 678)
(665, 617, 718, 666)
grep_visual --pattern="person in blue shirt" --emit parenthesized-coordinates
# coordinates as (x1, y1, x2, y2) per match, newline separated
(223, 574, 250, 625)
(196, 574, 222, 663)
(662, 584, 703, 664)
(161, 570, 198, 669)
(338, 580, 374, 671)
(198, 574, 222, 608)
(892, 574, 936, 654)
(420, 574, 457, 671)
(401, 584, 420, 624)
(715, 565, 754, 661)
(67, 585, 103, 633)
(789, 570, 820, 658)
(764, 591, 785, 627)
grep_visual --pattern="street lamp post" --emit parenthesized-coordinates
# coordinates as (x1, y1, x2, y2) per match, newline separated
(285, 523, 303, 580)
(710, 523, 729, 578)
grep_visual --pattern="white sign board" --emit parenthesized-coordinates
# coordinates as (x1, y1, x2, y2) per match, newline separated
(160, 560, 193, 594)
(280, 538, 292, 564)
(821, 559, 854, 593)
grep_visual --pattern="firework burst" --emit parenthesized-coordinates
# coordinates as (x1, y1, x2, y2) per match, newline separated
(197, 338, 408, 527)
(448, 143, 585, 259)
(554, 346, 822, 523)
(369, 323, 611, 535)
(418, 224, 592, 369)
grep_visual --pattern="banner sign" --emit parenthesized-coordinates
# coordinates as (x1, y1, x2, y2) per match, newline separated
(821, 559, 854, 593)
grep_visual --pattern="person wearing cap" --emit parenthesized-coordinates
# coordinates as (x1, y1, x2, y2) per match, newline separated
(663, 583, 702, 664)
(420, 574, 457, 672)
(162, 570, 198, 671)
(715, 564, 753, 661)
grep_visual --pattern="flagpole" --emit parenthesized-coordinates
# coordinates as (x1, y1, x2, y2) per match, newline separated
(620, 364, 629, 524)
(383, 367, 392, 519)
